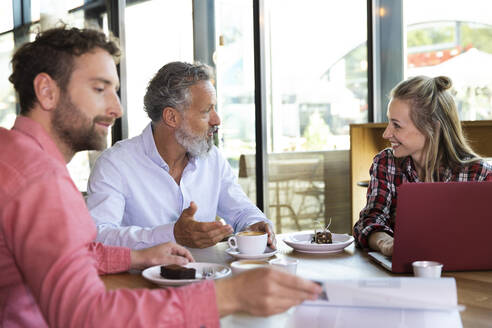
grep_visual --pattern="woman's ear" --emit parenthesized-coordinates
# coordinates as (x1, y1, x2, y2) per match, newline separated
(162, 107, 181, 128)
(33, 73, 60, 111)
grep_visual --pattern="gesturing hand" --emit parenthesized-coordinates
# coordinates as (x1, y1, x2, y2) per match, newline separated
(130, 242, 194, 270)
(174, 201, 233, 248)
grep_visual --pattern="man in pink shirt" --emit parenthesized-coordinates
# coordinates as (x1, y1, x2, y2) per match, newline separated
(0, 26, 321, 327)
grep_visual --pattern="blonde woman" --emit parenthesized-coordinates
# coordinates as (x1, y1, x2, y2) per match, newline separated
(353, 76, 492, 256)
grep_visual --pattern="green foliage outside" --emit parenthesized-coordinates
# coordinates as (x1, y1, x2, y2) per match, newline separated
(302, 111, 331, 150)
(461, 24, 492, 54)
(407, 26, 454, 47)
(407, 22, 492, 55)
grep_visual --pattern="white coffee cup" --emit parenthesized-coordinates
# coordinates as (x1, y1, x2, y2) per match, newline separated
(228, 231, 267, 255)
(412, 261, 443, 278)
(269, 258, 299, 275)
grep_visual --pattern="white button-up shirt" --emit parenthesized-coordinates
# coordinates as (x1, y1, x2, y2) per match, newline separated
(87, 123, 270, 249)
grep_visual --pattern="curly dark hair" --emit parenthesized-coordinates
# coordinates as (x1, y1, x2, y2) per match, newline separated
(9, 26, 120, 115)
(144, 61, 213, 122)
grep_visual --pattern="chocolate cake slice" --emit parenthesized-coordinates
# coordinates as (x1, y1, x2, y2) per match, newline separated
(160, 264, 196, 280)
(312, 230, 333, 244)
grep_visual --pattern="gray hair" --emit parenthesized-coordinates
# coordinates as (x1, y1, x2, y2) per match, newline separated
(144, 61, 213, 122)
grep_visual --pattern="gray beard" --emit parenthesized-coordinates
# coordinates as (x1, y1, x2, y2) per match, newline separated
(175, 121, 213, 157)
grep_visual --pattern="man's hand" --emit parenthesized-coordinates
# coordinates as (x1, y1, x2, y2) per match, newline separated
(130, 242, 194, 270)
(215, 268, 322, 317)
(174, 201, 233, 248)
(246, 222, 276, 249)
(369, 231, 394, 257)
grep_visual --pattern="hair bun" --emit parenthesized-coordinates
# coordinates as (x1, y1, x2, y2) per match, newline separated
(434, 76, 452, 91)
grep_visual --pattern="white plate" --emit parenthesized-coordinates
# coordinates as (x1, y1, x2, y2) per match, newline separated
(142, 262, 231, 287)
(283, 233, 354, 254)
(225, 247, 278, 260)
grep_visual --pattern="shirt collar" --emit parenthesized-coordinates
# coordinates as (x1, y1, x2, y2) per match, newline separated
(402, 156, 420, 182)
(12, 116, 66, 165)
(141, 122, 200, 172)
(142, 122, 169, 169)
(404, 156, 456, 182)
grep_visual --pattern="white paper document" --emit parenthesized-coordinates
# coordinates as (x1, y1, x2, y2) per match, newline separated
(294, 277, 463, 328)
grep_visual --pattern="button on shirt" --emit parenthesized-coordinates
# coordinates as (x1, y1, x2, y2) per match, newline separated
(353, 148, 492, 249)
(0, 117, 220, 327)
(87, 123, 270, 249)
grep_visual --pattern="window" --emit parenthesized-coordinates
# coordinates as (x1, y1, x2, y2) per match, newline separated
(0, 33, 16, 129)
(0, 1, 13, 33)
(215, 0, 367, 233)
(125, 0, 194, 138)
(215, 0, 256, 202)
(265, 0, 367, 154)
(260, 0, 366, 233)
(404, 0, 492, 120)
(1, 1, 109, 191)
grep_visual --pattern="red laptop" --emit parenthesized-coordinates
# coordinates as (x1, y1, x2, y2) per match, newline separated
(368, 181, 492, 273)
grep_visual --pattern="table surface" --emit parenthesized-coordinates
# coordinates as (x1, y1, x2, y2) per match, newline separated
(101, 233, 492, 328)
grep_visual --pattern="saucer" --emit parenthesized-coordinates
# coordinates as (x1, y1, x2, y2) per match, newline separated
(142, 262, 231, 287)
(283, 233, 354, 254)
(225, 247, 278, 260)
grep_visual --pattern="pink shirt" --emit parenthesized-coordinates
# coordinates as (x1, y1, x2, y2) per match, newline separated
(0, 116, 220, 327)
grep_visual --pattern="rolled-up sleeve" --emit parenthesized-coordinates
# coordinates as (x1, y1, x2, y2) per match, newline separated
(216, 153, 273, 233)
(353, 151, 396, 249)
(3, 170, 220, 327)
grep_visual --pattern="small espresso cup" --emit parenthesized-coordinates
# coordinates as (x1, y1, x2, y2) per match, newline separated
(269, 258, 299, 275)
(228, 231, 267, 255)
(412, 261, 443, 278)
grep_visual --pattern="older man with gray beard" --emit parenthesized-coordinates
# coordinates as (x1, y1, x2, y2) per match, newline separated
(86, 61, 274, 249)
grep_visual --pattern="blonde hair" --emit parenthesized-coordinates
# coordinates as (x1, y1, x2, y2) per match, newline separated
(390, 75, 480, 182)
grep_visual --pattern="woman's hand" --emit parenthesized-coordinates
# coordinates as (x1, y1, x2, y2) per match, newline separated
(369, 232, 394, 256)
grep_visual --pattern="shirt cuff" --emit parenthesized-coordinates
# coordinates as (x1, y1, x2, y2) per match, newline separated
(91, 243, 131, 274)
(153, 222, 177, 244)
(242, 219, 274, 232)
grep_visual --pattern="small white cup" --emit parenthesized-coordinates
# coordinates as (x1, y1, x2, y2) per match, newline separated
(412, 261, 443, 278)
(228, 231, 267, 255)
(269, 258, 299, 275)
(230, 260, 269, 274)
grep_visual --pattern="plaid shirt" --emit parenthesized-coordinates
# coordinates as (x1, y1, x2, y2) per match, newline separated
(353, 148, 492, 250)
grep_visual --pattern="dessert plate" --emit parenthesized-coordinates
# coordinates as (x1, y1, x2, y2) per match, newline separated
(283, 233, 354, 254)
(142, 262, 231, 287)
(225, 247, 278, 260)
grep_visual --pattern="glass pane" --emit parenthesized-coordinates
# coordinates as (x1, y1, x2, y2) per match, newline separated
(0, 33, 16, 129)
(405, 0, 492, 120)
(11, 3, 106, 192)
(125, 0, 193, 138)
(31, 0, 40, 22)
(0, 1, 13, 33)
(264, 0, 367, 233)
(215, 0, 256, 203)
(31, 0, 84, 22)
